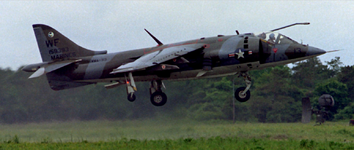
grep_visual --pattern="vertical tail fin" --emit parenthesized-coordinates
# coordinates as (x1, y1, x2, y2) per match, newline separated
(32, 24, 107, 62)
(30, 24, 105, 90)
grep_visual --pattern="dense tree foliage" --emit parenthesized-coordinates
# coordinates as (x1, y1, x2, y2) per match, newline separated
(0, 56, 353, 123)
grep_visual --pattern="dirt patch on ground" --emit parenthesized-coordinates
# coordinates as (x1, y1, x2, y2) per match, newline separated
(271, 134, 289, 140)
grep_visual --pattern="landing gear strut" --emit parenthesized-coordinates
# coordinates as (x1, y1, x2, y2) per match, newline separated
(235, 72, 251, 102)
(150, 80, 167, 106)
(124, 72, 168, 106)
(126, 72, 137, 102)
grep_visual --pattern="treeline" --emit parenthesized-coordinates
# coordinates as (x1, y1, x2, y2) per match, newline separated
(0, 57, 353, 124)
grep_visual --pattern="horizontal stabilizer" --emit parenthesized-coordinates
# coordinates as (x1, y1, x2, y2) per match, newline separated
(28, 59, 81, 79)
(29, 67, 45, 78)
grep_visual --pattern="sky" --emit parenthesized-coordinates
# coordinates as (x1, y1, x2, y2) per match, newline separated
(0, 1, 353, 70)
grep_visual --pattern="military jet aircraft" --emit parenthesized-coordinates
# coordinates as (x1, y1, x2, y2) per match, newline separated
(22, 22, 327, 106)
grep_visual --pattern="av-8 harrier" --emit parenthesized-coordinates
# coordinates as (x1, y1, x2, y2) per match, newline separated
(23, 23, 327, 106)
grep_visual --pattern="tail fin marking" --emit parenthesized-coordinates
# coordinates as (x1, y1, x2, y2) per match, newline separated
(32, 24, 107, 62)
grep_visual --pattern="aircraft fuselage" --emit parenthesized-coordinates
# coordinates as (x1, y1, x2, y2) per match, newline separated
(66, 34, 323, 84)
(23, 23, 327, 106)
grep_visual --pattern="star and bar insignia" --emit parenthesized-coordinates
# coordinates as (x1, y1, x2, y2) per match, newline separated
(228, 49, 252, 59)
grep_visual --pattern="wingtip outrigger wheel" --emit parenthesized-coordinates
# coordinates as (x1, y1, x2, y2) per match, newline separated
(235, 72, 252, 102)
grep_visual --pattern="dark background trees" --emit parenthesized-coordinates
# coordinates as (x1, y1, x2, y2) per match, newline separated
(0, 56, 353, 124)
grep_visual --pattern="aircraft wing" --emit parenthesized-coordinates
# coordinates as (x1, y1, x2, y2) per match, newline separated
(110, 44, 203, 74)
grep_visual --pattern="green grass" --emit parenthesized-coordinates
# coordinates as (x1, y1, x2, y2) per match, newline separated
(0, 119, 353, 149)
(0, 136, 353, 150)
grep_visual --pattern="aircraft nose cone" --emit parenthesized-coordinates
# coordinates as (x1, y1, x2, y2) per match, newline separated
(307, 46, 326, 56)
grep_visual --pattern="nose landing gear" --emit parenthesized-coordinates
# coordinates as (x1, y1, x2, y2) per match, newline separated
(235, 72, 251, 102)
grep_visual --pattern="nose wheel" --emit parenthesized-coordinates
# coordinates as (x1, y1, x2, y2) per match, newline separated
(235, 87, 250, 102)
(234, 72, 252, 102)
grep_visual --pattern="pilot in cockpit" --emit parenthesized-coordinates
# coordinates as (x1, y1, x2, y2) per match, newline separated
(268, 33, 275, 44)
(258, 33, 266, 40)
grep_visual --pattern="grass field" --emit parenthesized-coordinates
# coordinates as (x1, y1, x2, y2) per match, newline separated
(0, 119, 353, 149)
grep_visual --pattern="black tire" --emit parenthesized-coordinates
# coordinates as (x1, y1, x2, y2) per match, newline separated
(127, 93, 136, 102)
(150, 91, 167, 106)
(234, 87, 250, 102)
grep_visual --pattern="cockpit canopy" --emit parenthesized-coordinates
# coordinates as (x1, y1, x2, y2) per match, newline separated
(255, 32, 299, 45)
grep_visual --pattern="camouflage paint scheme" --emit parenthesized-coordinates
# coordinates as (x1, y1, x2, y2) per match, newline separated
(22, 23, 326, 106)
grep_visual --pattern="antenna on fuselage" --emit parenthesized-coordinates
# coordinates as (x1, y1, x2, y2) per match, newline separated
(270, 22, 310, 32)
(144, 29, 163, 46)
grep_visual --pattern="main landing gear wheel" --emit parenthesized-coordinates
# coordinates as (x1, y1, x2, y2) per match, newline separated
(127, 93, 136, 102)
(235, 87, 250, 102)
(150, 91, 167, 106)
